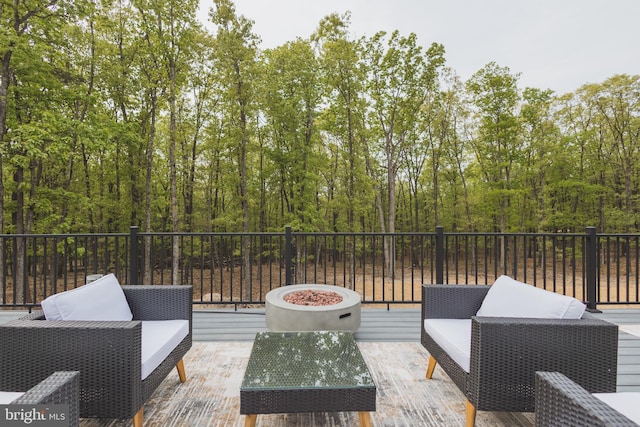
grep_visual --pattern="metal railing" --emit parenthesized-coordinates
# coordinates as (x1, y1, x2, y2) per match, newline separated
(0, 226, 638, 309)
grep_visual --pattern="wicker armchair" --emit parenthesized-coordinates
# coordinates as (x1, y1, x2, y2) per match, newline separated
(535, 371, 639, 426)
(1, 371, 80, 427)
(0, 285, 192, 427)
(421, 284, 619, 427)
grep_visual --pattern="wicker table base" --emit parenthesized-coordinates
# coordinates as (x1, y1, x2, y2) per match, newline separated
(240, 331, 376, 426)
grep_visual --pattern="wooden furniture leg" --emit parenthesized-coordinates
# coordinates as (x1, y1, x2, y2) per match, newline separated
(358, 411, 372, 427)
(426, 355, 437, 379)
(133, 408, 143, 427)
(244, 414, 257, 427)
(465, 400, 477, 427)
(176, 359, 187, 383)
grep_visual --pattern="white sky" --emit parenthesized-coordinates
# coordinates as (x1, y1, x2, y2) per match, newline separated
(197, 0, 640, 95)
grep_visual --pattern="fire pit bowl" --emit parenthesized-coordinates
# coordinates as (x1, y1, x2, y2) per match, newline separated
(265, 284, 362, 332)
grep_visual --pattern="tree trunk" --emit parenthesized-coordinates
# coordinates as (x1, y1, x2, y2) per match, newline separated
(386, 148, 396, 275)
(13, 167, 25, 303)
(144, 91, 156, 285)
(168, 5, 180, 286)
(0, 49, 13, 304)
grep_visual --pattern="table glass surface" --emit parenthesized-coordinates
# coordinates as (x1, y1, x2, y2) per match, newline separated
(241, 331, 375, 390)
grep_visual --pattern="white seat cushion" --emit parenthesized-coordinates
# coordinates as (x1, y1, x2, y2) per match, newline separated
(593, 392, 640, 424)
(476, 275, 586, 319)
(0, 391, 24, 404)
(424, 319, 472, 373)
(141, 320, 189, 380)
(41, 273, 133, 321)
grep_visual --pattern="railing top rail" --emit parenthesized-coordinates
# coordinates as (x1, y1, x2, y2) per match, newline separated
(132, 231, 599, 237)
(0, 233, 129, 238)
(440, 232, 588, 237)
(2, 229, 637, 238)
(136, 231, 287, 237)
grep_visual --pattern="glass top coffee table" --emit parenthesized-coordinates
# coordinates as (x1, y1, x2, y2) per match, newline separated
(240, 331, 376, 427)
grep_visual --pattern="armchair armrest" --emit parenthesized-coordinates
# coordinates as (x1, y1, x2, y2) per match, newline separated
(12, 371, 79, 404)
(467, 316, 618, 411)
(12, 371, 80, 427)
(0, 318, 142, 399)
(421, 284, 490, 319)
(535, 371, 637, 427)
(123, 285, 192, 322)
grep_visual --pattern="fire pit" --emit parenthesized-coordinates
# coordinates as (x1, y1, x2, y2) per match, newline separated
(265, 284, 362, 332)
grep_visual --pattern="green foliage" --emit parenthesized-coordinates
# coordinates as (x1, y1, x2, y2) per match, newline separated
(0, 4, 638, 236)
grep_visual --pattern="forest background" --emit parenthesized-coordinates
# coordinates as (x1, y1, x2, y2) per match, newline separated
(1, 0, 639, 241)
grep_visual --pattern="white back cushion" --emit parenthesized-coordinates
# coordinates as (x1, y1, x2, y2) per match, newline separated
(594, 392, 640, 424)
(41, 273, 133, 321)
(476, 275, 586, 319)
(0, 391, 24, 404)
(424, 319, 472, 373)
(141, 320, 189, 380)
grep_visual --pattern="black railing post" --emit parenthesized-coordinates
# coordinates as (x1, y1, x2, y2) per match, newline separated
(285, 226, 293, 286)
(436, 226, 444, 284)
(129, 226, 139, 285)
(585, 226, 598, 310)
